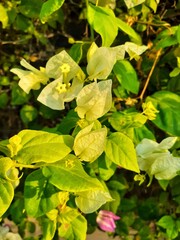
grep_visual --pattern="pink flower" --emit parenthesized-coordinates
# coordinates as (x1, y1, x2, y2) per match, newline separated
(96, 210, 120, 232)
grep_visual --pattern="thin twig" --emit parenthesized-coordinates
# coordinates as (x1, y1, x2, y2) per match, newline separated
(15, 163, 40, 169)
(138, 48, 162, 101)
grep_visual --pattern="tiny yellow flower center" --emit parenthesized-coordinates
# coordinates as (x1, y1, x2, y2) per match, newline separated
(55, 82, 71, 94)
(60, 63, 70, 74)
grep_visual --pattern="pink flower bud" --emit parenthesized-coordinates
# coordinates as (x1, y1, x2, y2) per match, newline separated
(96, 210, 120, 232)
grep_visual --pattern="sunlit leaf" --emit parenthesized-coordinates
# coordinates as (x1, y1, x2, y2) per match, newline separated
(147, 91, 180, 136)
(58, 207, 87, 240)
(40, 0, 65, 23)
(105, 132, 140, 173)
(42, 155, 103, 192)
(14, 130, 74, 164)
(109, 111, 147, 131)
(0, 4, 8, 28)
(116, 18, 141, 44)
(75, 189, 113, 213)
(24, 169, 61, 217)
(124, 0, 145, 9)
(87, 4, 118, 46)
(73, 123, 107, 162)
(0, 157, 15, 217)
(0, 180, 14, 217)
(41, 218, 57, 240)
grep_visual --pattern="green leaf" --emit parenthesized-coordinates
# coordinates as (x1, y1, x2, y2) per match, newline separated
(20, 105, 38, 124)
(0, 141, 11, 157)
(113, 60, 139, 94)
(69, 43, 84, 63)
(0, 157, 14, 179)
(146, 0, 158, 12)
(116, 18, 141, 44)
(19, 0, 43, 18)
(98, 153, 117, 181)
(73, 123, 107, 162)
(155, 26, 178, 49)
(40, 0, 65, 23)
(14, 130, 74, 164)
(147, 91, 180, 136)
(105, 132, 139, 173)
(133, 125, 155, 144)
(41, 218, 56, 240)
(42, 155, 103, 192)
(24, 169, 61, 217)
(75, 80, 112, 121)
(157, 216, 178, 239)
(0, 157, 15, 217)
(124, 0, 145, 8)
(0, 180, 14, 217)
(75, 189, 112, 213)
(0, 92, 8, 109)
(57, 110, 79, 134)
(109, 111, 147, 131)
(0, 4, 8, 28)
(107, 190, 121, 213)
(58, 207, 87, 240)
(176, 25, 180, 44)
(11, 82, 30, 105)
(87, 4, 118, 46)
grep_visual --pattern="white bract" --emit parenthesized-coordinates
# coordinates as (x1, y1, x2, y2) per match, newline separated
(11, 59, 48, 94)
(136, 137, 180, 180)
(75, 80, 112, 121)
(125, 42, 148, 60)
(37, 51, 85, 110)
(11, 51, 85, 110)
(86, 42, 147, 80)
(87, 43, 125, 80)
(37, 75, 84, 110)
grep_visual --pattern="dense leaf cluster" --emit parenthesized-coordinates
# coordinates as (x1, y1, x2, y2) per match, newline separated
(0, 0, 180, 239)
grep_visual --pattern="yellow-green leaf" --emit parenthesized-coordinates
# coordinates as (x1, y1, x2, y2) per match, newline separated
(105, 132, 140, 173)
(74, 123, 107, 162)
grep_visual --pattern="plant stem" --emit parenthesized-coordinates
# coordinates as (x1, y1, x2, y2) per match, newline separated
(136, 20, 170, 28)
(138, 48, 162, 101)
(15, 163, 40, 169)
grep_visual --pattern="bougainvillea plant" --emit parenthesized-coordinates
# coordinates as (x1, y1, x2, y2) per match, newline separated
(0, 0, 180, 239)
